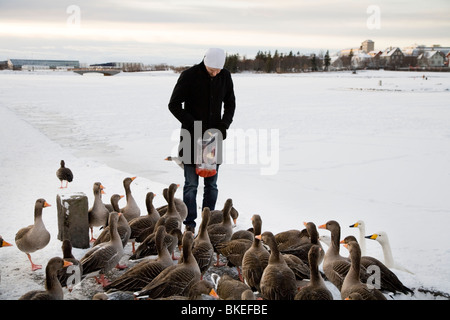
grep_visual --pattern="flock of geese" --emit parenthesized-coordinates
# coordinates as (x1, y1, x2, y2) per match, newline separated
(0, 160, 415, 300)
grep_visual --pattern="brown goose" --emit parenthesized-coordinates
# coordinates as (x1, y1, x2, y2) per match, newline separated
(57, 239, 83, 291)
(15, 198, 51, 271)
(157, 186, 187, 221)
(213, 273, 254, 300)
(120, 177, 141, 221)
(104, 225, 174, 292)
(319, 220, 369, 291)
(275, 227, 310, 251)
(19, 257, 72, 300)
(80, 211, 125, 287)
(341, 236, 413, 295)
(294, 245, 333, 300)
(256, 231, 297, 300)
(188, 207, 214, 277)
(215, 238, 252, 281)
(130, 215, 182, 261)
(340, 240, 387, 300)
(159, 183, 182, 234)
(88, 182, 109, 242)
(242, 214, 270, 292)
(134, 231, 201, 299)
(156, 280, 218, 300)
(56, 160, 73, 189)
(208, 205, 239, 226)
(0, 235, 12, 248)
(128, 192, 160, 253)
(207, 198, 234, 266)
(93, 194, 131, 249)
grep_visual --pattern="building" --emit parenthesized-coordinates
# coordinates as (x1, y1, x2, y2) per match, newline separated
(361, 40, 375, 53)
(90, 62, 144, 72)
(403, 44, 450, 57)
(417, 51, 445, 67)
(380, 47, 404, 68)
(9, 59, 80, 71)
(0, 60, 13, 70)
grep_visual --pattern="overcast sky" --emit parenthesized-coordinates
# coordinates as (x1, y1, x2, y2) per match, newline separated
(1, 0, 449, 65)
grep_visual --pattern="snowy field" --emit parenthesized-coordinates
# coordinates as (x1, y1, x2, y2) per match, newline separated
(0, 69, 449, 300)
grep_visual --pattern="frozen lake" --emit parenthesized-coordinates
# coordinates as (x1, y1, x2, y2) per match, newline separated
(0, 69, 449, 299)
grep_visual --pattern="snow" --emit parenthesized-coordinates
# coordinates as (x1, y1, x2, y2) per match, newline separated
(0, 69, 449, 300)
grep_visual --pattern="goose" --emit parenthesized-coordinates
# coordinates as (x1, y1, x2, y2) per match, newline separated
(134, 231, 201, 299)
(215, 238, 253, 281)
(130, 215, 182, 261)
(88, 182, 109, 242)
(156, 186, 187, 221)
(256, 231, 297, 300)
(1, 236, 12, 248)
(187, 207, 214, 277)
(206, 198, 234, 266)
(57, 239, 83, 291)
(275, 227, 310, 251)
(15, 198, 51, 271)
(212, 273, 253, 300)
(341, 236, 414, 295)
(93, 194, 131, 248)
(56, 160, 73, 189)
(280, 222, 324, 266)
(120, 177, 141, 221)
(19, 257, 73, 300)
(295, 245, 333, 300)
(231, 228, 254, 241)
(318, 220, 369, 291)
(366, 231, 414, 274)
(160, 183, 183, 234)
(104, 225, 174, 292)
(80, 211, 125, 287)
(349, 220, 367, 256)
(128, 192, 161, 253)
(340, 240, 387, 300)
(242, 214, 269, 292)
(165, 155, 184, 170)
(208, 205, 239, 226)
(156, 279, 219, 300)
(282, 253, 311, 280)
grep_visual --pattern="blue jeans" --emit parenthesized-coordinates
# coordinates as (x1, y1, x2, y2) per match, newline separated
(183, 164, 219, 228)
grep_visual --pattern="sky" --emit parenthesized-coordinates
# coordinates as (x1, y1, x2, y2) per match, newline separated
(0, 0, 449, 66)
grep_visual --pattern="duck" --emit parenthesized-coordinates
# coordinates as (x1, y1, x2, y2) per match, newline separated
(159, 183, 183, 234)
(128, 192, 161, 253)
(231, 228, 254, 241)
(280, 221, 324, 266)
(0, 236, 12, 248)
(341, 236, 414, 295)
(275, 226, 310, 251)
(155, 279, 219, 300)
(366, 231, 414, 274)
(19, 257, 73, 300)
(93, 194, 131, 248)
(319, 220, 369, 291)
(349, 220, 367, 256)
(215, 237, 253, 281)
(88, 182, 109, 242)
(207, 198, 234, 266)
(120, 177, 141, 221)
(165, 155, 184, 170)
(294, 245, 333, 300)
(212, 273, 253, 300)
(157, 186, 188, 221)
(187, 207, 214, 277)
(256, 231, 297, 300)
(80, 211, 125, 287)
(104, 225, 174, 292)
(57, 239, 83, 291)
(56, 160, 73, 189)
(282, 253, 311, 280)
(134, 231, 201, 299)
(15, 198, 51, 271)
(340, 239, 387, 300)
(208, 205, 239, 226)
(130, 215, 182, 261)
(242, 214, 270, 292)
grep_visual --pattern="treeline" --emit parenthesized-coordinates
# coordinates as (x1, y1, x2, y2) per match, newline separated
(224, 50, 334, 73)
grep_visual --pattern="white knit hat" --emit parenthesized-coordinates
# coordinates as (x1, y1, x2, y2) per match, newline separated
(204, 48, 226, 69)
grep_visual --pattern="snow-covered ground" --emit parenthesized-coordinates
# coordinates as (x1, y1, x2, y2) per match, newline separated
(0, 69, 449, 300)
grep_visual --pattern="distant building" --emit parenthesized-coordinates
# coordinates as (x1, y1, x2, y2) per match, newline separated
(9, 59, 80, 71)
(0, 59, 13, 70)
(417, 51, 445, 67)
(90, 62, 144, 72)
(403, 44, 450, 57)
(380, 47, 404, 68)
(361, 40, 375, 53)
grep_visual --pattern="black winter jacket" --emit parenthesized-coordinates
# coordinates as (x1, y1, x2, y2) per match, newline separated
(168, 61, 236, 164)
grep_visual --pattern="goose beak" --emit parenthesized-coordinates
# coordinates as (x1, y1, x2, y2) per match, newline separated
(349, 223, 358, 228)
(233, 218, 237, 225)
(343, 243, 349, 249)
(63, 260, 73, 267)
(2, 240, 12, 247)
(365, 234, 378, 240)
(318, 223, 326, 229)
(209, 289, 219, 299)
(44, 202, 51, 208)
(120, 195, 125, 199)
(131, 177, 137, 181)
(339, 239, 345, 244)
(255, 234, 262, 240)
(303, 221, 308, 226)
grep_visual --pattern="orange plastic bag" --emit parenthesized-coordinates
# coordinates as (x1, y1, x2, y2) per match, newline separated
(195, 132, 217, 178)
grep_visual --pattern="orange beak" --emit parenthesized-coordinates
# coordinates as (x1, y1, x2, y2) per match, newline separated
(318, 223, 326, 229)
(209, 289, 219, 299)
(255, 234, 262, 240)
(339, 239, 345, 244)
(63, 260, 73, 268)
(2, 240, 12, 247)
(303, 222, 308, 226)
(131, 177, 137, 181)
(44, 202, 51, 208)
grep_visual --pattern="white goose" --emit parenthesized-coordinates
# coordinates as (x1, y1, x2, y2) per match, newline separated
(349, 220, 367, 256)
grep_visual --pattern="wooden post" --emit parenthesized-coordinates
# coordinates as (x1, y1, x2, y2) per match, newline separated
(57, 192, 90, 249)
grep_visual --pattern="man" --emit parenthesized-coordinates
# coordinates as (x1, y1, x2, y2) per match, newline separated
(168, 48, 236, 233)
